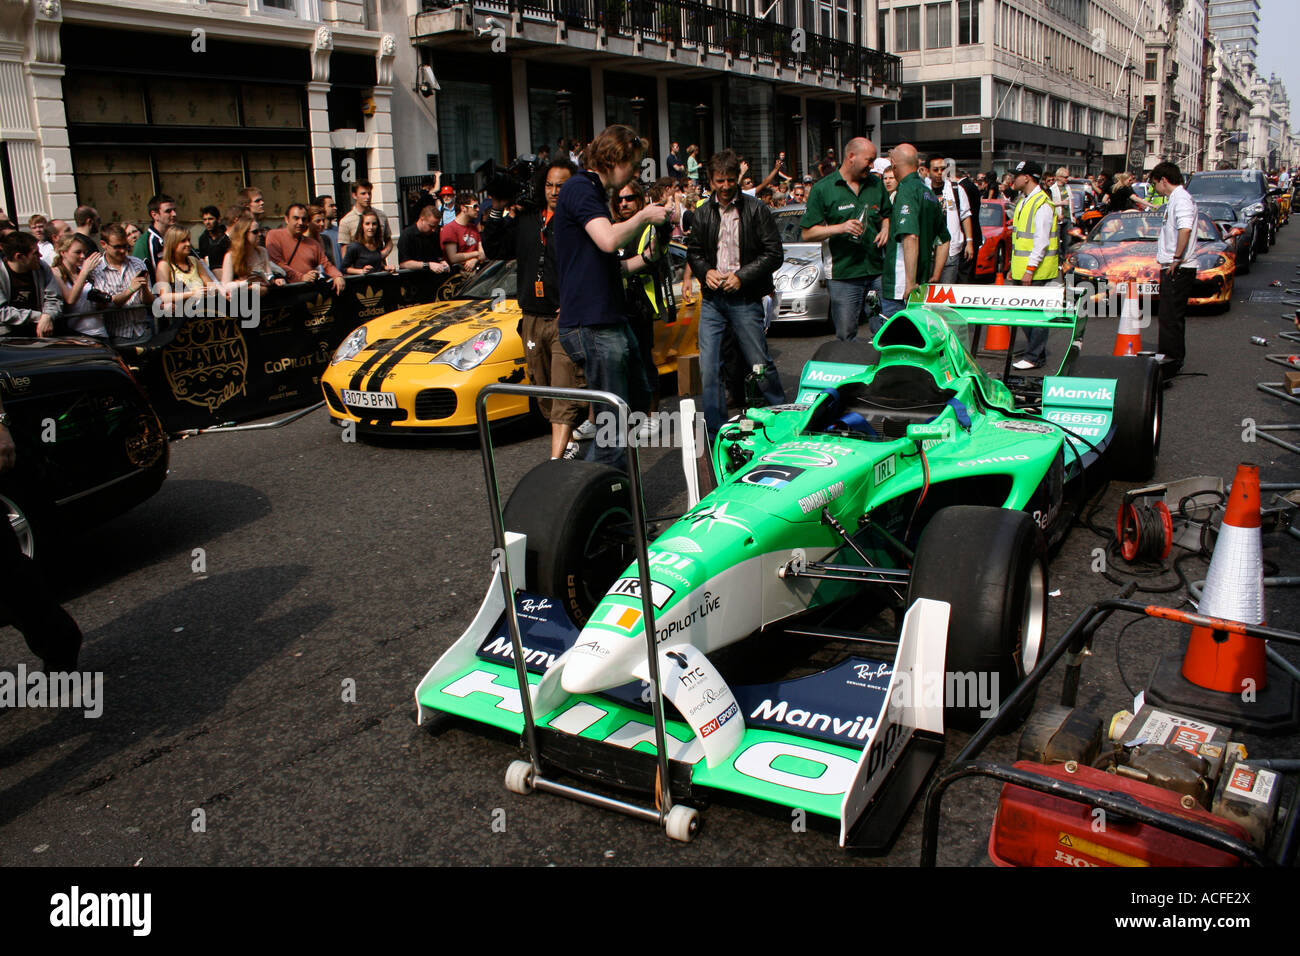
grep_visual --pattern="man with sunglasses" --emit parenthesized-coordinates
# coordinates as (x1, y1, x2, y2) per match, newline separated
(441, 192, 486, 273)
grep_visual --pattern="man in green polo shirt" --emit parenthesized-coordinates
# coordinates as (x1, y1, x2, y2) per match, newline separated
(880, 143, 949, 317)
(800, 137, 891, 340)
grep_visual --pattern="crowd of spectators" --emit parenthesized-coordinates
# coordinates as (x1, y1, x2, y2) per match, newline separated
(0, 172, 505, 342)
(0, 134, 1195, 469)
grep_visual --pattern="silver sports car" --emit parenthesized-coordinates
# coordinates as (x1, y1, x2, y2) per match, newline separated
(770, 204, 830, 328)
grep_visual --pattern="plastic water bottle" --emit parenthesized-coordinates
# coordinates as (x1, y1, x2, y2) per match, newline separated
(1250, 336, 1267, 346)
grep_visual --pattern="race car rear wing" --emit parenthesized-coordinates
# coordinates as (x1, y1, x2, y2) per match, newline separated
(905, 283, 1082, 327)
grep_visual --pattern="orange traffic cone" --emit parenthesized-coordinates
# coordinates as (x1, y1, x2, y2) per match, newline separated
(984, 271, 1011, 351)
(1181, 463, 1267, 693)
(1112, 280, 1144, 356)
(1144, 461, 1297, 733)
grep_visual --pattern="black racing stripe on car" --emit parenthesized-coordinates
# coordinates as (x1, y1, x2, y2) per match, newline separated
(363, 306, 493, 391)
(362, 324, 446, 392)
(348, 322, 430, 391)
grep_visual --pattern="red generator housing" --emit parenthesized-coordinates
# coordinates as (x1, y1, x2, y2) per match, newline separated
(989, 762, 1251, 867)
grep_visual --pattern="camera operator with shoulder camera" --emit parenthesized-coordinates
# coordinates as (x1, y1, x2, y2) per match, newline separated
(482, 157, 589, 460)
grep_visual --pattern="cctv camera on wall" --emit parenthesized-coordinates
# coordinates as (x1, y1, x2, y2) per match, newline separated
(418, 65, 439, 98)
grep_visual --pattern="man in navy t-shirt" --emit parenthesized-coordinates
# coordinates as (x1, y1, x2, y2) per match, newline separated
(554, 124, 668, 470)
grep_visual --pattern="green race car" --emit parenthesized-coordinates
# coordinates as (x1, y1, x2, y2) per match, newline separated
(416, 282, 1162, 849)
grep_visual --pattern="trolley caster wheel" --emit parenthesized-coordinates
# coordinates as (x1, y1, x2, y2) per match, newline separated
(664, 804, 699, 843)
(504, 760, 534, 795)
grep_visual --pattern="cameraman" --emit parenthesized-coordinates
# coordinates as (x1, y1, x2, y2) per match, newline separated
(482, 159, 588, 460)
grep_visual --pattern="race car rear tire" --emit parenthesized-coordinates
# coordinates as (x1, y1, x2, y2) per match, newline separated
(907, 506, 1047, 733)
(1068, 355, 1161, 481)
(503, 459, 633, 627)
(812, 339, 880, 369)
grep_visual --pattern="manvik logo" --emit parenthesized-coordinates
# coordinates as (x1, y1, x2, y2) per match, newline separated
(925, 285, 956, 304)
(1046, 384, 1114, 402)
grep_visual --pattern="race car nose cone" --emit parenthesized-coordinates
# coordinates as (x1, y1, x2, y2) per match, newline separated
(560, 643, 623, 696)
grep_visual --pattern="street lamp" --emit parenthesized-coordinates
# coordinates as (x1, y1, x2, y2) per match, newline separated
(695, 103, 710, 156)
(556, 89, 572, 142)
(831, 117, 843, 156)
(629, 95, 646, 133)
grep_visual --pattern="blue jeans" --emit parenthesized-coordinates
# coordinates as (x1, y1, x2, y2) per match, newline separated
(1018, 276, 1056, 365)
(559, 323, 652, 470)
(876, 293, 905, 334)
(698, 293, 785, 435)
(827, 274, 883, 341)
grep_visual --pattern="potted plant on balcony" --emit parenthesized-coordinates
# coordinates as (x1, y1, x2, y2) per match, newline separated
(603, 0, 626, 33)
(726, 23, 748, 57)
(656, 1, 675, 42)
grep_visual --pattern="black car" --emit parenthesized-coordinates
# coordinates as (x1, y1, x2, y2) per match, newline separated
(1186, 170, 1277, 256)
(1197, 200, 1256, 274)
(0, 337, 168, 559)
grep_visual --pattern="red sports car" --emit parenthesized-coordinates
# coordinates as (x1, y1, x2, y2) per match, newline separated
(975, 198, 1012, 281)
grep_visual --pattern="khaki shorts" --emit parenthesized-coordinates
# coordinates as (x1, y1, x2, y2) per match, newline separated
(522, 311, 587, 426)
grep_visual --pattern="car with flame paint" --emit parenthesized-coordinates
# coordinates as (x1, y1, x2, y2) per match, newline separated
(321, 247, 699, 434)
(1064, 210, 1236, 311)
(416, 283, 1163, 848)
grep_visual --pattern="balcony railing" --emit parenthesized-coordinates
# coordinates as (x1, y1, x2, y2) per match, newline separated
(422, 0, 902, 88)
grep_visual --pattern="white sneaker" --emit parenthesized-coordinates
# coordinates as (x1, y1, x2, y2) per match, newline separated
(634, 417, 661, 443)
(574, 420, 597, 441)
(1012, 359, 1042, 370)
(562, 441, 581, 460)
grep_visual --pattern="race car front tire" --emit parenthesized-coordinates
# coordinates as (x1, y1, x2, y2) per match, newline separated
(503, 459, 633, 628)
(907, 506, 1047, 733)
(1068, 355, 1161, 481)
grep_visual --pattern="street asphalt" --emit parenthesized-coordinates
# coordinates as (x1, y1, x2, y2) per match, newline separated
(2, 223, 1298, 869)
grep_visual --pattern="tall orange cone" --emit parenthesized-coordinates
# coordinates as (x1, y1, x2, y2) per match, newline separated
(984, 271, 1012, 351)
(1181, 463, 1267, 692)
(1112, 280, 1144, 356)
(1143, 461, 1298, 733)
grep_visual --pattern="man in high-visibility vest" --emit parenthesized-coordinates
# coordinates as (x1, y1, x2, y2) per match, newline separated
(1008, 159, 1060, 371)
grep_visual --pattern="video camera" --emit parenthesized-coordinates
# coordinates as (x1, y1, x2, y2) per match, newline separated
(484, 154, 544, 212)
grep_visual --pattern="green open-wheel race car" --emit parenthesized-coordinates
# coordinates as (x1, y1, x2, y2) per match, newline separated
(416, 282, 1162, 849)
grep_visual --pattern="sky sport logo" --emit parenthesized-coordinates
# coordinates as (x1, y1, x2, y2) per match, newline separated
(50, 886, 151, 936)
(0, 667, 103, 718)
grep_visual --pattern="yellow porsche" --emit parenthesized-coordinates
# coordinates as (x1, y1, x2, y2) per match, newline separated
(321, 248, 700, 434)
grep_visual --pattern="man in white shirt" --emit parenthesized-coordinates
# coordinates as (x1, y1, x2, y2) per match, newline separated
(1050, 167, 1074, 250)
(28, 215, 55, 265)
(927, 155, 971, 284)
(1148, 161, 1198, 376)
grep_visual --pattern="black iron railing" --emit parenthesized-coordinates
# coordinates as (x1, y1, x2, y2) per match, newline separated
(422, 0, 902, 88)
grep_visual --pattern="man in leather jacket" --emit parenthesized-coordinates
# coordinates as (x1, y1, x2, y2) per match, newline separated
(686, 149, 785, 435)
